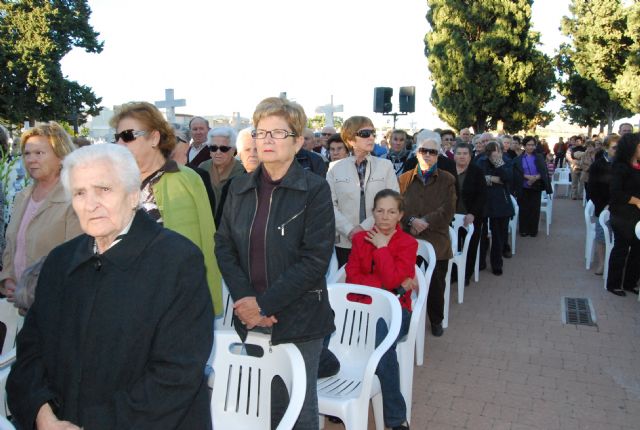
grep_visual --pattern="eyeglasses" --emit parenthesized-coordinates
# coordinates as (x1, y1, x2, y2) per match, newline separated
(442, 137, 455, 142)
(252, 129, 296, 139)
(321, 133, 333, 137)
(355, 129, 376, 138)
(210, 145, 232, 153)
(113, 129, 148, 143)
(418, 147, 439, 156)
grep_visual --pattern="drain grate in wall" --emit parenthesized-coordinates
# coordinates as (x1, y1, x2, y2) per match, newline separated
(563, 297, 596, 326)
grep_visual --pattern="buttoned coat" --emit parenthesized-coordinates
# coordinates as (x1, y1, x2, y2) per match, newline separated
(7, 211, 213, 430)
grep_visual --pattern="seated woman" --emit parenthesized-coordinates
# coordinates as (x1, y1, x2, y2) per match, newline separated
(7, 144, 213, 430)
(345, 189, 417, 430)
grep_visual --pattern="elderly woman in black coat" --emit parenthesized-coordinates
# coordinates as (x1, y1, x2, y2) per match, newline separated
(7, 144, 213, 430)
(513, 136, 553, 237)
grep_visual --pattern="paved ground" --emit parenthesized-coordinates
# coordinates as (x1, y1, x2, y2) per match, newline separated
(325, 197, 640, 430)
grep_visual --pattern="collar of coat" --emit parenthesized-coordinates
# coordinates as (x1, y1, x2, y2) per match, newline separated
(66, 209, 162, 275)
(234, 160, 309, 193)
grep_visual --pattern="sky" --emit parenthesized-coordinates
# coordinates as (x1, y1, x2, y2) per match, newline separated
(59, 0, 634, 131)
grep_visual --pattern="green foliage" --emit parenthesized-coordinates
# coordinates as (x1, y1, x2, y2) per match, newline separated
(0, 0, 103, 125)
(424, 0, 555, 133)
(307, 115, 344, 130)
(561, 0, 639, 116)
(555, 43, 632, 130)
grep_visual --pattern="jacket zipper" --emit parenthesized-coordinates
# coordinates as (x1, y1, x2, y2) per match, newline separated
(247, 189, 259, 285)
(277, 206, 306, 236)
(264, 187, 277, 290)
(308, 289, 322, 301)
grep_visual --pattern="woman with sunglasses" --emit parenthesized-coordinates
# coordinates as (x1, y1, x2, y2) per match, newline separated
(398, 130, 456, 337)
(198, 126, 245, 213)
(326, 116, 399, 267)
(588, 134, 619, 274)
(110, 102, 222, 317)
(0, 122, 82, 310)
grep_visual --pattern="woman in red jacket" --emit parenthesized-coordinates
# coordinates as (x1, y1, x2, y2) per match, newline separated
(345, 189, 417, 430)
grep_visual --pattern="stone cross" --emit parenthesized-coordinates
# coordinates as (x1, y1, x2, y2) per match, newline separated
(315, 95, 343, 128)
(155, 89, 186, 124)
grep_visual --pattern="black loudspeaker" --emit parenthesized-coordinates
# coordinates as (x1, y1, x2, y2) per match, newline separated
(374, 87, 393, 113)
(399, 86, 415, 113)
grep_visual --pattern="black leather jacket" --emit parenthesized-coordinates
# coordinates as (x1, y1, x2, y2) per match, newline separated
(214, 161, 336, 345)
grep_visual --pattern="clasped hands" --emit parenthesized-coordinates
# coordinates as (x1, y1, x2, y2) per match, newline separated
(234, 296, 277, 329)
(410, 217, 429, 236)
(524, 174, 540, 186)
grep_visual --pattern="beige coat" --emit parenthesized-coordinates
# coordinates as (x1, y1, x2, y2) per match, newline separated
(0, 181, 82, 286)
(327, 154, 399, 249)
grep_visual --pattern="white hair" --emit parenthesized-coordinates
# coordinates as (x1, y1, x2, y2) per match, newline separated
(61, 144, 141, 198)
(208, 126, 238, 148)
(414, 129, 442, 151)
(235, 127, 254, 154)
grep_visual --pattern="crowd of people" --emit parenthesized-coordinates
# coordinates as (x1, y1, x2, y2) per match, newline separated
(0, 100, 638, 429)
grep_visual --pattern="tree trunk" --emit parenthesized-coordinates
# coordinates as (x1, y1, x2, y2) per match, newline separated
(587, 125, 593, 137)
(598, 122, 605, 134)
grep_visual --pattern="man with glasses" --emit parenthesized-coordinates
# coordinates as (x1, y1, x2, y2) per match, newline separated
(318, 126, 336, 158)
(440, 130, 456, 159)
(186, 116, 211, 168)
(399, 130, 456, 337)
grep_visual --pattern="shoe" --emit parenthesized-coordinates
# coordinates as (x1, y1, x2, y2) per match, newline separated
(623, 287, 639, 295)
(431, 323, 443, 337)
(392, 423, 410, 430)
(503, 249, 512, 259)
(530, 233, 538, 237)
(594, 269, 603, 276)
(520, 232, 529, 237)
(327, 416, 343, 424)
(492, 269, 503, 276)
(608, 289, 626, 297)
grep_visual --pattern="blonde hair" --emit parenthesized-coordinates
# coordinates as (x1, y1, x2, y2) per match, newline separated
(20, 121, 76, 159)
(252, 97, 307, 137)
(341, 116, 374, 147)
(109, 102, 176, 159)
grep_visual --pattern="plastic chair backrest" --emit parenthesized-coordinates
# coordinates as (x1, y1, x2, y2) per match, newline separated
(210, 331, 306, 430)
(214, 280, 235, 331)
(416, 239, 436, 287)
(585, 200, 595, 226)
(0, 415, 14, 429)
(0, 300, 21, 355)
(451, 214, 473, 257)
(510, 195, 519, 220)
(327, 265, 346, 284)
(599, 209, 613, 248)
(326, 249, 339, 280)
(325, 283, 402, 396)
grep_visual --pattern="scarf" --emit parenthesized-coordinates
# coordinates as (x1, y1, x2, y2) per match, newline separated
(417, 163, 438, 184)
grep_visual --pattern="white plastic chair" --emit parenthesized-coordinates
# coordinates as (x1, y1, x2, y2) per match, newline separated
(395, 266, 428, 423)
(445, 214, 474, 312)
(415, 240, 436, 366)
(0, 416, 14, 430)
(0, 299, 22, 355)
(214, 279, 235, 332)
(540, 191, 552, 235)
(584, 200, 596, 269)
(210, 331, 306, 430)
(551, 168, 571, 198)
(0, 348, 16, 418)
(327, 265, 346, 284)
(599, 209, 613, 290)
(326, 249, 339, 280)
(508, 195, 519, 254)
(318, 284, 402, 430)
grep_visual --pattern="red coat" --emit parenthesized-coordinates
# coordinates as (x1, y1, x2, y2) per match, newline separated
(345, 225, 418, 311)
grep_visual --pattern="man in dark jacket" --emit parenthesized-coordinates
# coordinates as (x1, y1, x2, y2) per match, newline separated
(296, 147, 327, 177)
(453, 143, 487, 285)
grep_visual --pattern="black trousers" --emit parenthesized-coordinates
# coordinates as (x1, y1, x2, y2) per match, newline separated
(518, 188, 542, 236)
(606, 222, 640, 291)
(335, 246, 351, 269)
(481, 217, 509, 272)
(427, 260, 449, 325)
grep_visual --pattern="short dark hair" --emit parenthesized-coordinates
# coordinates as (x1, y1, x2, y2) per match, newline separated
(327, 133, 344, 146)
(522, 136, 536, 146)
(614, 133, 640, 166)
(440, 129, 456, 139)
(373, 188, 404, 212)
(453, 142, 473, 154)
(189, 116, 210, 129)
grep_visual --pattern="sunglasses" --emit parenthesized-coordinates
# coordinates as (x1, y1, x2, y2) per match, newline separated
(355, 129, 376, 138)
(210, 145, 232, 153)
(418, 148, 439, 156)
(113, 129, 148, 143)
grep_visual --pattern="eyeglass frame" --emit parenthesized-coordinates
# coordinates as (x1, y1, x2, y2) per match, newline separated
(113, 129, 148, 143)
(251, 129, 297, 139)
(355, 129, 376, 138)
(417, 147, 439, 156)
(209, 145, 232, 153)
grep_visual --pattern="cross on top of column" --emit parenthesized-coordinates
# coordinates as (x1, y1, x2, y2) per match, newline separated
(154, 89, 186, 124)
(315, 95, 343, 128)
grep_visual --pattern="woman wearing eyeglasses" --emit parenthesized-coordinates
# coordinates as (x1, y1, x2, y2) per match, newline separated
(399, 130, 456, 337)
(110, 102, 222, 317)
(198, 126, 245, 213)
(326, 116, 399, 267)
(0, 122, 82, 311)
(215, 97, 335, 429)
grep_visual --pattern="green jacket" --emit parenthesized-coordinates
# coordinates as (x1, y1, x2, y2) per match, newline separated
(154, 165, 222, 316)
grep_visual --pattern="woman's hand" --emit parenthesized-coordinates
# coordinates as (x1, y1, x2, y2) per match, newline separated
(400, 276, 418, 293)
(365, 227, 395, 249)
(36, 403, 81, 430)
(348, 225, 365, 240)
(3, 279, 16, 302)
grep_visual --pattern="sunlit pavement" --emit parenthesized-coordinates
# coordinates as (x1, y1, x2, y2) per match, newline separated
(324, 197, 640, 430)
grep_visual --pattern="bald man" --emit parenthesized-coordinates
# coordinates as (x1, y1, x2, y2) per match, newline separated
(460, 128, 472, 143)
(187, 117, 211, 168)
